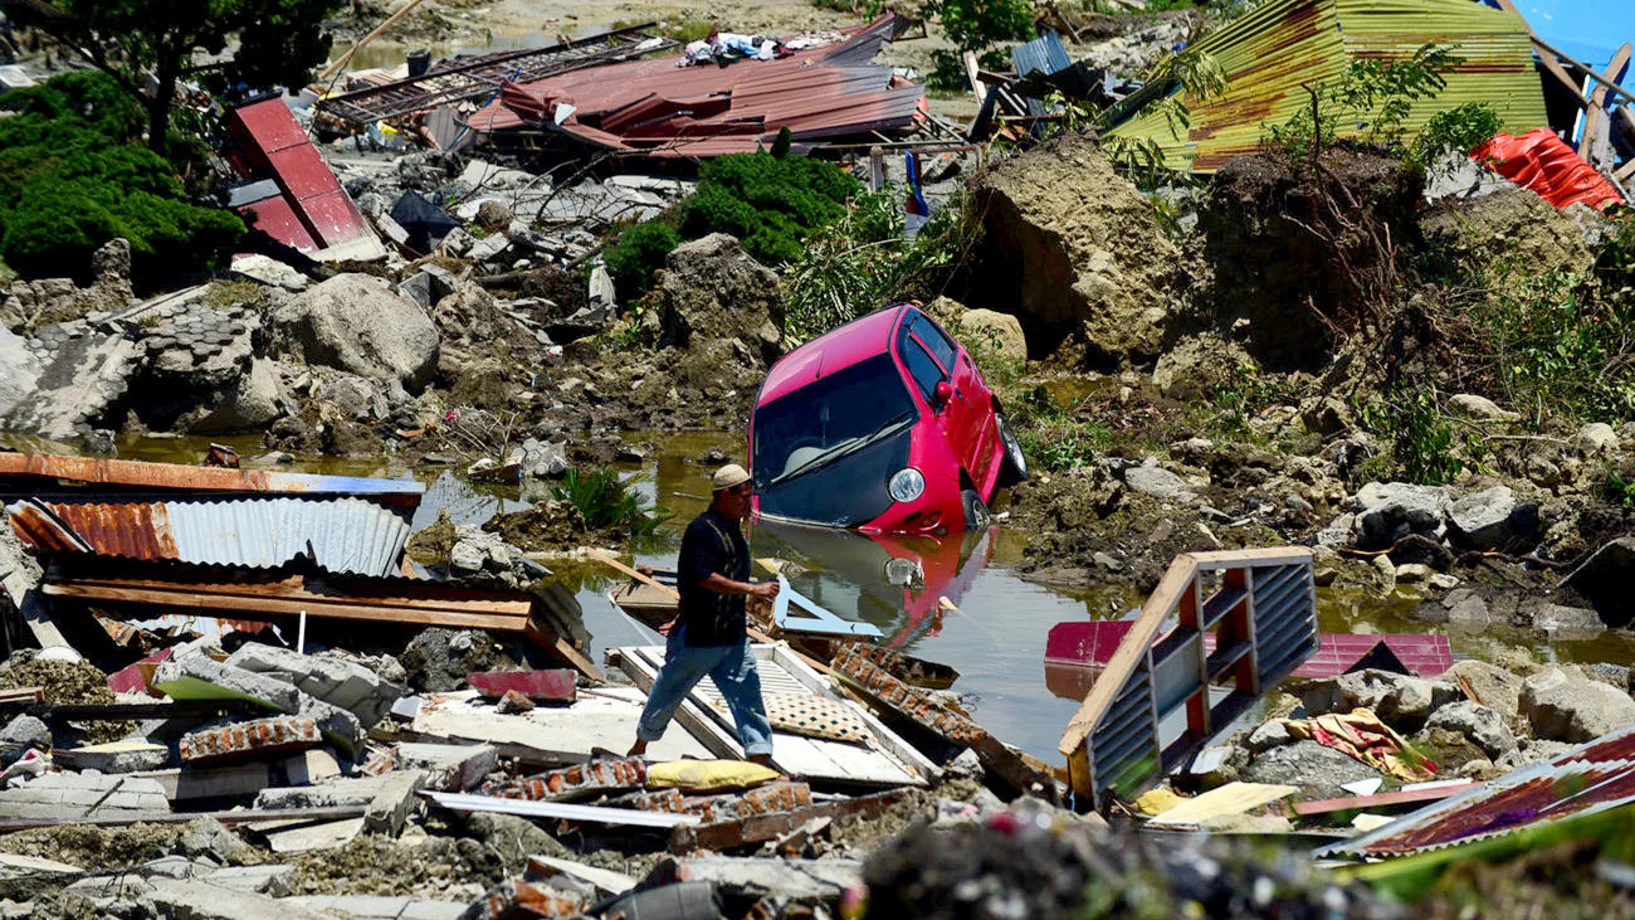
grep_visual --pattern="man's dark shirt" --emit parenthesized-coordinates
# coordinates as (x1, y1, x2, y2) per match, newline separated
(677, 507, 750, 647)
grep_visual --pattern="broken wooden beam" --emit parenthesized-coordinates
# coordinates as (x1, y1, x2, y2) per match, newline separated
(0, 805, 367, 833)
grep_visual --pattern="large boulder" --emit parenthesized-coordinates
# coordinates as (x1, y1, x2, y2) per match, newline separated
(956, 308, 1028, 365)
(658, 234, 785, 368)
(1446, 485, 1539, 552)
(1350, 482, 1450, 549)
(1443, 660, 1524, 720)
(1296, 669, 1460, 733)
(1243, 741, 1379, 800)
(193, 358, 285, 433)
(965, 133, 1179, 365)
(1421, 187, 1599, 280)
(1519, 667, 1635, 743)
(1423, 701, 1517, 759)
(270, 273, 440, 391)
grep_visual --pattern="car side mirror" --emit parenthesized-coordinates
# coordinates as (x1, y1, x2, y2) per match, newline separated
(934, 380, 953, 410)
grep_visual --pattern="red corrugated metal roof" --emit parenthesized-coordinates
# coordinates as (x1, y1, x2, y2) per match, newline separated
(1322, 719, 1635, 859)
(0, 452, 424, 505)
(224, 98, 375, 252)
(468, 15, 924, 157)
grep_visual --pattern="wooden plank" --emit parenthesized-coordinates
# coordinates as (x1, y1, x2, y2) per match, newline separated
(46, 572, 533, 615)
(0, 805, 366, 833)
(0, 688, 43, 704)
(525, 615, 604, 682)
(1292, 782, 1478, 816)
(23, 700, 262, 722)
(1618, 159, 1635, 182)
(43, 582, 528, 631)
(1580, 44, 1632, 158)
(1532, 34, 1635, 106)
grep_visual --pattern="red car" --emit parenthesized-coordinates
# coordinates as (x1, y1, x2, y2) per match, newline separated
(747, 303, 1027, 535)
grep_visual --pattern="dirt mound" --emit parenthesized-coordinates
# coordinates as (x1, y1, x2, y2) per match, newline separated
(288, 834, 507, 898)
(0, 654, 131, 744)
(406, 510, 458, 566)
(965, 133, 1180, 366)
(483, 501, 591, 554)
(1200, 148, 1422, 369)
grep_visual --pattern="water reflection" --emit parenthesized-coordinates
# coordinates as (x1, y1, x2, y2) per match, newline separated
(751, 520, 996, 649)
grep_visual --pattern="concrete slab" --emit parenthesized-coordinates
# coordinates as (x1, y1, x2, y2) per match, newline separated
(0, 773, 171, 819)
(144, 876, 338, 919)
(283, 748, 345, 786)
(133, 763, 272, 802)
(205, 864, 295, 896)
(412, 688, 711, 762)
(251, 816, 365, 853)
(64, 740, 171, 773)
(363, 770, 426, 837)
(394, 742, 497, 792)
(255, 775, 394, 810)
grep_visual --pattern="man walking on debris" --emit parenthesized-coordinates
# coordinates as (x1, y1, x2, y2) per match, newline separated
(629, 463, 780, 768)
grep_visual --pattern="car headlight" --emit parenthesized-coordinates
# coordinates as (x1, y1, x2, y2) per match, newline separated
(888, 467, 925, 503)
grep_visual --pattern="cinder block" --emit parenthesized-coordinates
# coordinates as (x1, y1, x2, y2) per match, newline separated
(394, 742, 498, 792)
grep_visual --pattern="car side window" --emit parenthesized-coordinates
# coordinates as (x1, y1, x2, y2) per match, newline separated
(901, 335, 944, 404)
(912, 315, 958, 372)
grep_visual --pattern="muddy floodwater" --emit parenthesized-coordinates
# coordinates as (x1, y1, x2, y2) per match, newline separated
(43, 430, 1635, 763)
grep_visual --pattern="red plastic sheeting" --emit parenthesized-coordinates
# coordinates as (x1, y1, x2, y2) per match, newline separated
(1044, 620, 1452, 677)
(1474, 128, 1625, 211)
(224, 98, 375, 252)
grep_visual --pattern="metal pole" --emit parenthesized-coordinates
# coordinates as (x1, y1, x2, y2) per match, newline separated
(297, 609, 307, 655)
(1532, 36, 1635, 106)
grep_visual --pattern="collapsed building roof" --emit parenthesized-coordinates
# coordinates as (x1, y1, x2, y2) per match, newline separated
(1105, 0, 1550, 172)
(465, 15, 926, 158)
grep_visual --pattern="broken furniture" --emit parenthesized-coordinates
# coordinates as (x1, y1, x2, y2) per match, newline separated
(1058, 547, 1320, 812)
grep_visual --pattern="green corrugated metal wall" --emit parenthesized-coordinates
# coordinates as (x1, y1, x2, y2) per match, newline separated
(1105, 0, 1549, 173)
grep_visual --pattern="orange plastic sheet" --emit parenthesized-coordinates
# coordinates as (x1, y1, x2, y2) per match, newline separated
(1277, 708, 1438, 782)
(1473, 128, 1625, 211)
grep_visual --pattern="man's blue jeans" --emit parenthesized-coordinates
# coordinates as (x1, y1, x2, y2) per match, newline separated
(636, 625, 774, 757)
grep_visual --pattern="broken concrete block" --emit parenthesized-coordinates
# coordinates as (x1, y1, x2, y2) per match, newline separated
(225, 642, 403, 727)
(63, 740, 170, 773)
(154, 656, 301, 713)
(468, 669, 577, 703)
(204, 863, 295, 897)
(364, 770, 427, 837)
(297, 696, 364, 758)
(0, 772, 170, 819)
(526, 855, 637, 899)
(0, 715, 49, 747)
(458, 879, 586, 920)
(686, 782, 812, 825)
(485, 758, 645, 803)
(496, 689, 535, 713)
(394, 742, 498, 792)
(65, 872, 156, 899)
(134, 764, 271, 802)
(282, 747, 344, 786)
(254, 816, 365, 853)
(254, 774, 398, 810)
(181, 716, 319, 764)
(138, 855, 215, 879)
(291, 894, 469, 919)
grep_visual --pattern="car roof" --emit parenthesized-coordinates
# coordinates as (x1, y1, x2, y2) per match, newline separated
(757, 303, 908, 408)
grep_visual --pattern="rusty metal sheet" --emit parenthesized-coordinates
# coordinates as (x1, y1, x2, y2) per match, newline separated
(1105, 0, 1549, 173)
(1320, 721, 1635, 859)
(0, 452, 424, 505)
(7, 497, 411, 577)
(468, 14, 923, 157)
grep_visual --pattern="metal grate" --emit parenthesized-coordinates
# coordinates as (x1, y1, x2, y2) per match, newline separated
(318, 25, 677, 125)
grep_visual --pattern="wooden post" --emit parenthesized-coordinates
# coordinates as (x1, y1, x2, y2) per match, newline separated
(321, 0, 433, 81)
(1579, 44, 1632, 165)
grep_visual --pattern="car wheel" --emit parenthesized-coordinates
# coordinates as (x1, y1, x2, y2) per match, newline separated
(995, 415, 1029, 487)
(961, 489, 990, 531)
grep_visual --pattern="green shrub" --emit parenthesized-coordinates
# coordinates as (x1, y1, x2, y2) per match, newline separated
(551, 466, 671, 537)
(0, 72, 243, 283)
(1355, 387, 1470, 486)
(603, 220, 681, 300)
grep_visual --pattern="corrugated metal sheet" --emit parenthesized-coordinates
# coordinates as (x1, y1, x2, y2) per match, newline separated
(224, 98, 377, 253)
(7, 497, 411, 577)
(1320, 720, 1635, 859)
(0, 453, 424, 506)
(1013, 30, 1073, 79)
(1106, 0, 1549, 172)
(467, 15, 924, 158)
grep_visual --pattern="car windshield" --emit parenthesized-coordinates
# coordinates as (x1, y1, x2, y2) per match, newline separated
(755, 354, 917, 488)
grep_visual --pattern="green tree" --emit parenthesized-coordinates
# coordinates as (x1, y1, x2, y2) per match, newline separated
(5, 0, 341, 154)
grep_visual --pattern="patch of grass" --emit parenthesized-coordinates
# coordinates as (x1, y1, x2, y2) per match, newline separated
(201, 279, 268, 312)
(551, 466, 672, 537)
